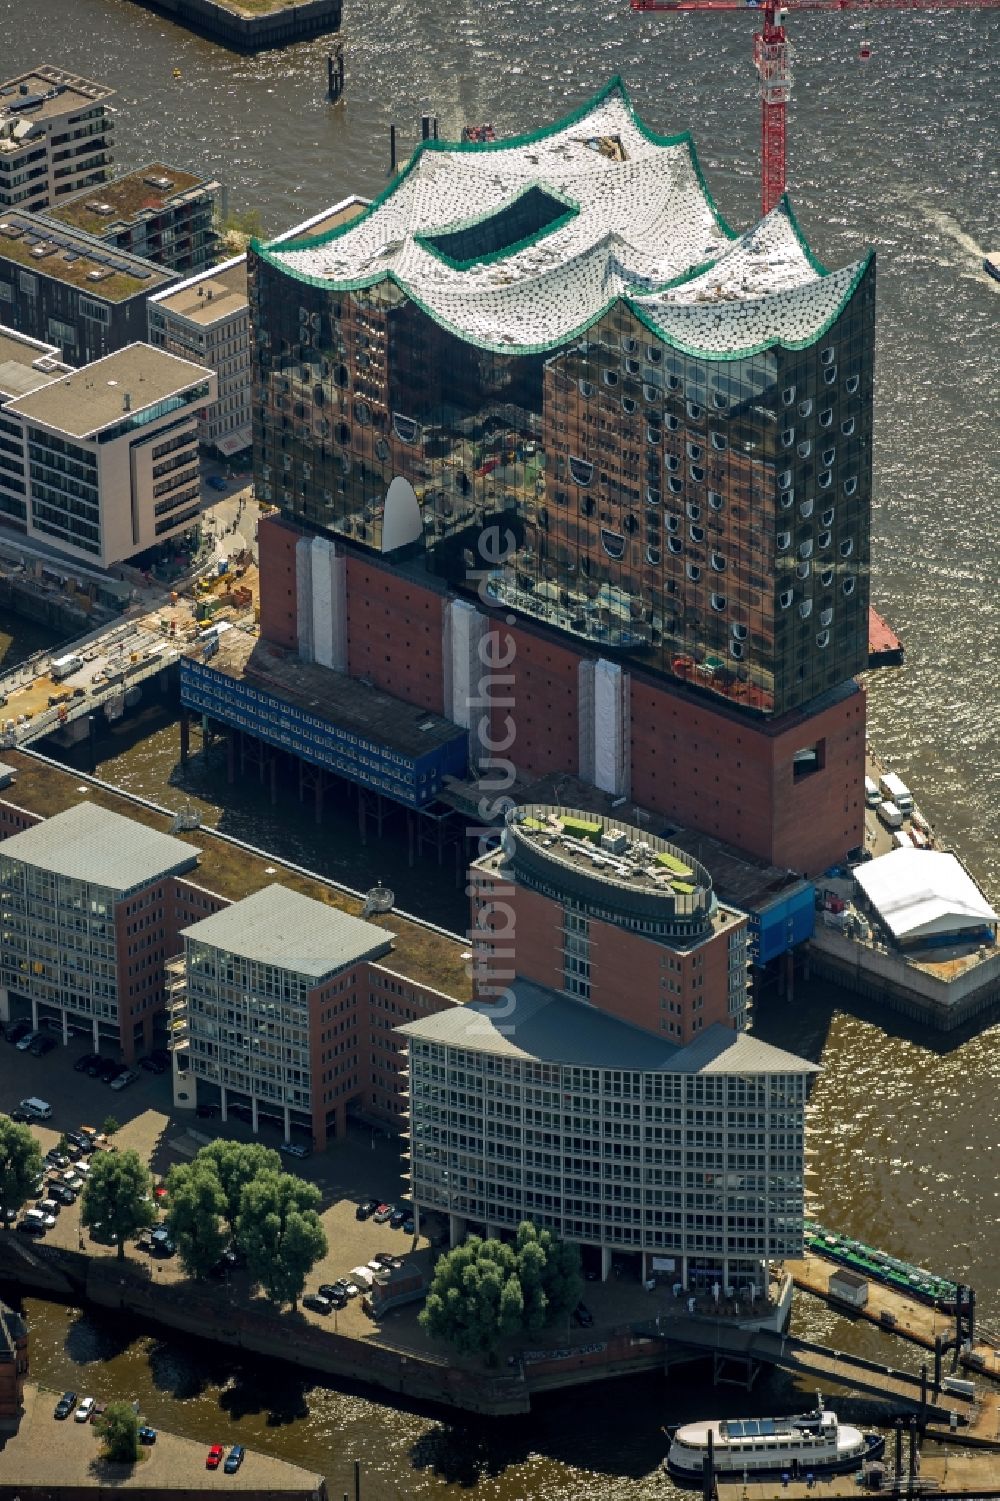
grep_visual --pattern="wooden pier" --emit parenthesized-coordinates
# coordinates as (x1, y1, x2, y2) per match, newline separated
(717, 1451, 1000, 1500)
(784, 1253, 1000, 1382)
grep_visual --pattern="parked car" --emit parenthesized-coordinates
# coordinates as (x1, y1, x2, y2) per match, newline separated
(402, 1217, 415, 1236)
(341, 1281, 360, 1299)
(30, 1035, 57, 1057)
(66, 1131, 93, 1153)
(207, 475, 228, 492)
(0, 1208, 16, 1226)
(38, 1198, 60, 1218)
(279, 1140, 310, 1159)
(573, 1302, 594, 1328)
(356, 1199, 379, 1221)
(303, 1293, 333, 1316)
(9, 1108, 33, 1123)
(16, 1031, 40, 1051)
(54, 1391, 77, 1419)
(150, 1228, 176, 1257)
(206, 1444, 225, 1469)
(373, 1203, 393, 1224)
(196, 1103, 220, 1119)
(110, 1068, 139, 1092)
(101, 1061, 126, 1083)
(17, 1218, 45, 1236)
(25, 1207, 56, 1230)
(45, 1151, 69, 1170)
(389, 1208, 408, 1230)
(148, 1048, 171, 1068)
(139, 1425, 157, 1444)
(139, 1056, 166, 1073)
(48, 1184, 77, 1207)
(223, 1445, 246, 1474)
(74, 1054, 102, 1074)
(61, 1169, 84, 1191)
(75, 1396, 96, 1423)
(85, 1058, 107, 1078)
(90, 1402, 107, 1424)
(6, 1020, 32, 1045)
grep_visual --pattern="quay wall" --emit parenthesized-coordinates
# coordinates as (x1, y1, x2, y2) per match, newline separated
(122, 0, 342, 50)
(808, 928, 1000, 1030)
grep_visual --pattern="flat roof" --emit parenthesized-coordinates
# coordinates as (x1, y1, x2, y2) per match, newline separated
(44, 163, 215, 237)
(0, 751, 472, 1001)
(508, 802, 712, 902)
(182, 882, 392, 977)
(269, 195, 369, 246)
(0, 761, 16, 788)
(5, 343, 212, 439)
(0, 211, 175, 302)
(0, 66, 113, 126)
(399, 979, 817, 1074)
(0, 326, 65, 401)
(0, 800, 198, 891)
(150, 255, 248, 326)
(194, 630, 466, 759)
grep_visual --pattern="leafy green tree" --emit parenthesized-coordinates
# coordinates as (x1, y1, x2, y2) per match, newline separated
(236, 1170, 327, 1309)
(94, 1400, 140, 1463)
(198, 1140, 281, 1235)
(81, 1149, 156, 1260)
(419, 1236, 524, 1358)
(0, 1116, 43, 1224)
(517, 1220, 582, 1325)
(164, 1160, 229, 1279)
(101, 1115, 120, 1139)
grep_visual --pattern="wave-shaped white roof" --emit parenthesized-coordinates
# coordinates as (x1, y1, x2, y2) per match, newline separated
(258, 78, 871, 359)
(854, 848, 997, 944)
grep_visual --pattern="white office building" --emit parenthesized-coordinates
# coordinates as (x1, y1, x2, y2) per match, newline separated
(399, 981, 817, 1287)
(0, 66, 114, 214)
(0, 340, 215, 566)
(148, 256, 250, 453)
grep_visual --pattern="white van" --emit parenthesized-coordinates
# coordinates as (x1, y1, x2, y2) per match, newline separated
(19, 1096, 52, 1120)
(878, 800, 903, 830)
(879, 771, 913, 814)
(50, 654, 83, 682)
(864, 775, 881, 808)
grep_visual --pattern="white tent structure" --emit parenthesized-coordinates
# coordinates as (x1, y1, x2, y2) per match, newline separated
(855, 849, 997, 948)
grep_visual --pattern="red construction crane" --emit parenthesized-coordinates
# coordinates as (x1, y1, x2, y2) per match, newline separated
(630, 0, 1000, 216)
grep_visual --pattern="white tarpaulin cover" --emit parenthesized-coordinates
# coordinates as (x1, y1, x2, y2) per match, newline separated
(854, 848, 997, 944)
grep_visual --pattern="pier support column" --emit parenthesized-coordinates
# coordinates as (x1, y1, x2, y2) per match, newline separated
(61, 1008, 69, 1046)
(226, 729, 235, 785)
(783, 950, 794, 1002)
(907, 1418, 917, 1496)
(251, 1096, 259, 1134)
(270, 756, 277, 807)
(448, 1213, 465, 1249)
(894, 1420, 903, 1478)
(284, 1104, 291, 1142)
(92, 1017, 100, 1051)
(30, 997, 38, 1029)
(934, 1335, 943, 1391)
(967, 1287, 976, 1346)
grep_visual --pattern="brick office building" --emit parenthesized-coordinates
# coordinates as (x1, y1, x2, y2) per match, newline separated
(243, 79, 875, 876)
(470, 804, 750, 1042)
(0, 1301, 28, 1428)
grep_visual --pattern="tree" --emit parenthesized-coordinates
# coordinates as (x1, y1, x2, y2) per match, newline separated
(198, 1140, 281, 1235)
(421, 1224, 584, 1359)
(0, 1117, 43, 1224)
(235, 1169, 327, 1309)
(419, 1237, 524, 1359)
(94, 1400, 140, 1463)
(164, 1160, 229, 1279)
(81, 1149, 156, 1260)
(101, 1115, 120, 1139)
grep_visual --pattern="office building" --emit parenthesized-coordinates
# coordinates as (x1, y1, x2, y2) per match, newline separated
(0, 341, 215, 565)
(0, 65, 114, 214)
(400, 984, 816, 1284)
(44, 162, 221, 274)
(471, 804, 750, 1041)
(0, 801, 214, 1059)
(148, 255, 251, 452)
(174, 883, 400, 1146)
(0, 1301, 28, 1427)
(243, 79, 875, 875)
(0, 326, 71, 526)
(0, 211, 177, 365)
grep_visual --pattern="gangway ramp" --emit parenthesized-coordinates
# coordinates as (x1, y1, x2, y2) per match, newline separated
(658, 1317, 968, 1421)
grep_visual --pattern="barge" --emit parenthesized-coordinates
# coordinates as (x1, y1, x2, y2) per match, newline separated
(804, 1220, 959, 1310)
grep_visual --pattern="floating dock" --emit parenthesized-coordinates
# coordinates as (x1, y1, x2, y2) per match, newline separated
(803, 1222, 958, 1310)
(868, 605, 905, 667)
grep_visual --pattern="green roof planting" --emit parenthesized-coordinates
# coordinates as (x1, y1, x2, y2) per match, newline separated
(256, 77, 869, 360)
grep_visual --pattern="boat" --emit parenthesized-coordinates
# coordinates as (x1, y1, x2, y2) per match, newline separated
(985, 253, 1000, 284)
(803, 1219, 959, 1311)
(461, 123, 497, 144)
(667, 1399, 884, 1483)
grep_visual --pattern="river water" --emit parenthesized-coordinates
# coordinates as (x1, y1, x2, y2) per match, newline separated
(3, 0, 1000, 1493)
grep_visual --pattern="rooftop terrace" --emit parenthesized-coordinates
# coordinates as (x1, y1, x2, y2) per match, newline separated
(0, 748, 473, 1001)
(0, 212, 175, 302)
(45, 162, 212, 236)
(0, 65, 113, 127)
(0, 325, 65, 401)
(508, 802, 713, 903)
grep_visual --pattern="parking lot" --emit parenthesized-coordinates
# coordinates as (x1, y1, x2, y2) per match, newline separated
(0, 1031, 435, 1339)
